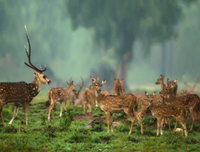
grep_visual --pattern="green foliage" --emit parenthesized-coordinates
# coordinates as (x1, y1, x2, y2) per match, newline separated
(59, 108, 74, 131)
(1, 96, 200, 151)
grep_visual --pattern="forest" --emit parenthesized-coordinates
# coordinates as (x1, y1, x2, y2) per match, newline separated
(0, 0, 200, 92)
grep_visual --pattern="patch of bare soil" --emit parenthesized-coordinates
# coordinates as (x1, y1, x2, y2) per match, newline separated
(73, 113, 99, 121)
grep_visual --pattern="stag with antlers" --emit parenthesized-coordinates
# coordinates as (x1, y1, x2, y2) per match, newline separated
(0, 26, 51, 125)
(47, 79, 77, 121)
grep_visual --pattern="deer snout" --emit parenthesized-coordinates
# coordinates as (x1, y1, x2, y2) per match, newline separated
(48, 80, 51, 85)
(97, 89, 101, 93)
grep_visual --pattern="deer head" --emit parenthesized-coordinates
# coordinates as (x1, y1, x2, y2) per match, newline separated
(66, 81, 77, 92)
(155, 75, 165, 85)
(24, 25, 51, 85)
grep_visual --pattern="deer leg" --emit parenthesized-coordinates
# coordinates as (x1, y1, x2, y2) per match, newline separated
(189, 107, 195, 131)
(177, 117, 187, 136)
(0, 103, 5, 125)
(9, 103, 20, 125)
(59, 102, 63, 118)
(157, 117, 162, 136)
(198, 110, 200, 132)
(22, 103, 29, 125)
(174, 119, 178, 131)
(48, 100, 56, 121)
(106, 112, 111, 133)
(134, 111, 143, 135)
(167, 118, 171, 130)
(64, 98, 68, 111)
(160, 118, 163, 136)
(124, 109, 136, 135)
(110, 113, 113, 132)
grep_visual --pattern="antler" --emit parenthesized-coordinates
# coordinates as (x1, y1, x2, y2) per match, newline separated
(183, 75, 191, 88)
(24, 25, 46, 73)
(77, 76, 84, 94)
(193, 74, 199, 88)
(69, 76, 72, 83)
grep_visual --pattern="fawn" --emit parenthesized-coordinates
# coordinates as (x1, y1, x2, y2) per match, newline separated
(47, 81, 77, 121)
(160, 84, 200, 131)
(146, 92, 187, 136)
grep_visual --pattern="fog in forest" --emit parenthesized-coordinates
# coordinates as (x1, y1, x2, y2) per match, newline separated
(0, 0, 200, 94)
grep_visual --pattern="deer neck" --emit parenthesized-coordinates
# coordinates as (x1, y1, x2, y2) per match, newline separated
(160, 81, 165, 90)
(96, 91, 106, 104)
(31, 77, 43, 93)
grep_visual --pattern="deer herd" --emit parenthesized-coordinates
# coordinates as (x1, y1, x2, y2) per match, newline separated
(0, 26, 200, 137)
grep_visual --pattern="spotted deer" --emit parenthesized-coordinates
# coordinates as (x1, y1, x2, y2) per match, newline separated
(166, 78, 178, 97)
(82, 85, 95, 113)
(47, 80, 77, 121)
(0, 26, 51, 125)
(183, 75, 199, 93)
(146, 92, 187, 136)
(160, 85, 200, 131)
(113, 78, 124, 96)
(138, 91, 171, 130)
(94, 80, 143, 135)
(155, 75, 166, 90)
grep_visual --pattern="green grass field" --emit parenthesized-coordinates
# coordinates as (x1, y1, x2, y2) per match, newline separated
(0, 96, 200, 152)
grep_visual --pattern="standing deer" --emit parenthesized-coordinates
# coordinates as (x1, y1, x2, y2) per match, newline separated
(183, 75, 199, 93)
(0, 26, 51, 125)
(146, 92, 187, 136)
(160, 84, 200, 131)
(82, 85, 95, 113)
(113, 78, 124, 96)
(155, 75, 166, 90)
(94, 80, 143, 135)
(47, 80, 77, 121)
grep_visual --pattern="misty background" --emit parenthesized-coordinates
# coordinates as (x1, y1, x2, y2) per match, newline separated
(0, 0, 200, 95)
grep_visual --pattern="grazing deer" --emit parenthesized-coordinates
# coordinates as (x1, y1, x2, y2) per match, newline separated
(47, 81, 77, 121)
(146, 92, 187, 136)
(0, 26, 51, 125)
(113, 78, 124, 96)
(183, 75, 199, 93)
(160, 85, 200, 131)
(94, 80, 143, 135)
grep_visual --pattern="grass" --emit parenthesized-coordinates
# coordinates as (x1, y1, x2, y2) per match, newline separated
(0, 96, 200, 152)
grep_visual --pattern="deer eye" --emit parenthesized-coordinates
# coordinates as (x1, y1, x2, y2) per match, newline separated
(43, 75, 46, 79)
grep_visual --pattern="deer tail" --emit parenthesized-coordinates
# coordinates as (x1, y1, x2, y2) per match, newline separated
(133, 97, 138, 112)
(48, 90, 51, 103)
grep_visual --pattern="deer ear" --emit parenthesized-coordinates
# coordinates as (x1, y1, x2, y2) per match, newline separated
(174, 79, 178, 83)
(167, 78, 170, 82)
(121, 78, 123, 81)
(153, 91, 157, 96)
(114, 78, 116, 80)
(97, 76, 99, 81)
(85, 86, 89, 90)
(66, 81, 70, 86)
(145, 91, 148, 96)
(102, 80, 106, 85)
(34, 72, 39, 78)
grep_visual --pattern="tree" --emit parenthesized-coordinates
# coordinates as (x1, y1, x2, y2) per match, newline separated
(65, 0, 196, 88)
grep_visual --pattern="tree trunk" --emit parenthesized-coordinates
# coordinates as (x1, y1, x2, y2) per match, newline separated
(115, 52, 130, 90)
